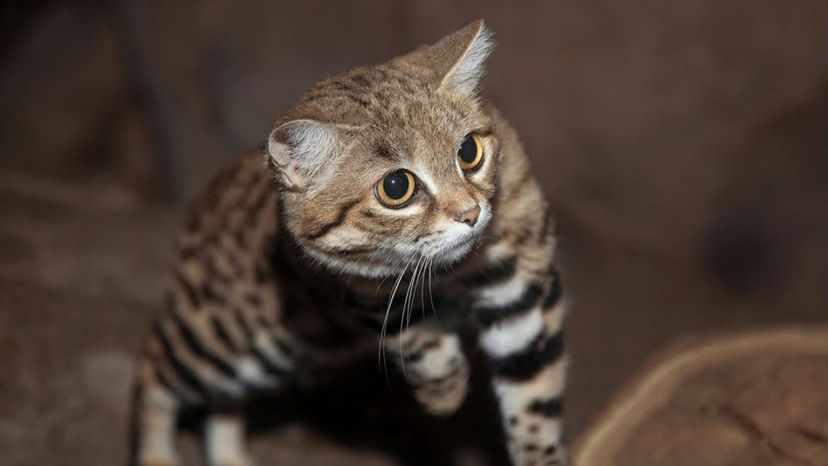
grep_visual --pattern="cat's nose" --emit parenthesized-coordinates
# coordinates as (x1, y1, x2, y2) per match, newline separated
(456, 205, 481, 226)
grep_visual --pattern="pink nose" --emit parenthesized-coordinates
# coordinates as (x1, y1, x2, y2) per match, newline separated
(456, 205, 481, 226)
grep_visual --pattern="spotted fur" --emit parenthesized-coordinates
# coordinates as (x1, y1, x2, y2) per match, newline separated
(130, 20, 569, 466)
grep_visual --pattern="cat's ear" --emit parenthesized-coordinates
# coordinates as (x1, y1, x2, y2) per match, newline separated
(399, 20, 494, 98)
(267, 119, 349, 191)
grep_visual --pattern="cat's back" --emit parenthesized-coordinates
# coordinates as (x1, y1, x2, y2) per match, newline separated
(177, 150, 280, 264)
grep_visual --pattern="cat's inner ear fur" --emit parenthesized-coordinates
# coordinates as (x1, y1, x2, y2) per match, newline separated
(399, 19, 494, 98)
(267, 119, 350, 191)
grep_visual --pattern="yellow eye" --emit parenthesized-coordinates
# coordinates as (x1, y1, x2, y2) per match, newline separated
(376, 170, 415, 207)
(458, 134, 483, 170)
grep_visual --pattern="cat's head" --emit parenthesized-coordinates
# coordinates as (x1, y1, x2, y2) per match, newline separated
(268, 20, 499, 278)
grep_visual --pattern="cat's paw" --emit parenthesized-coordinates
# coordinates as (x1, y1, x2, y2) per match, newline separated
(413, 359, 470, 416)
(509, 443, 568, 466)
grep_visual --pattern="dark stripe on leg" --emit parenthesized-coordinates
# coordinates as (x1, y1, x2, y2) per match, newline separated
(461, 256, 517, 287)
(527, 397, 563, 417)
(542, 268, 562, 311)
(490, 330, 564, 381)
(476, 284, 544, 327)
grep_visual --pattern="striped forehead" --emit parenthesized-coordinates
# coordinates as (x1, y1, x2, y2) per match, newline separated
(366, 123, 469, 192)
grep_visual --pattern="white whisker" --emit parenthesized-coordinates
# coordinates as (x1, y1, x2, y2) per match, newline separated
(379, 253, 415, 375)
(427, 255, 437, 317)
(399, 254, 425, 374)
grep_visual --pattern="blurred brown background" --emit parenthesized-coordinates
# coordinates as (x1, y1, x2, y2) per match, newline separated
(1, 1, 826, 465)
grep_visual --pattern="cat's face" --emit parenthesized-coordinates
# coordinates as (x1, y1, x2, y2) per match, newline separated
(269, 21, 497, 278)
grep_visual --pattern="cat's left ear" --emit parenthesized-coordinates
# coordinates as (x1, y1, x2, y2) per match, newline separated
(398, 20, 494, 98)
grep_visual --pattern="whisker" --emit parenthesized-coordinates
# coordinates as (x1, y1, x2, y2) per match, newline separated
(380, 253, 415, 376)
(399, 254, 424, 373)
(419, 255, 429, 320)
(427, 255, 437, 317)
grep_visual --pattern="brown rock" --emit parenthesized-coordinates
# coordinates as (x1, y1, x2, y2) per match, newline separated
(575, 328, 828, 466)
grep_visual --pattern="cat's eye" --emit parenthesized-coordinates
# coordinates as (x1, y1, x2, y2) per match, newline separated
(458, 134, 483, 170)
(376, 170, 416, 207)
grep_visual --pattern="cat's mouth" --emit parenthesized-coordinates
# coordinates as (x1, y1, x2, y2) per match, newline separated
(426, 203, 492, 266)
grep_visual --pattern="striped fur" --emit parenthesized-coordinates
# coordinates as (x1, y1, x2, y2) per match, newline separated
(130, 20, 569, 466)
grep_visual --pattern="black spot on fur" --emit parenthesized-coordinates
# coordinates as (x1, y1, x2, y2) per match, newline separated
(245, 292, 262, 307)
(201, 283, 225, 305)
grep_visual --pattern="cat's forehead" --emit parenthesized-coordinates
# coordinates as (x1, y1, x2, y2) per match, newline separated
(300, 65, 481, 133)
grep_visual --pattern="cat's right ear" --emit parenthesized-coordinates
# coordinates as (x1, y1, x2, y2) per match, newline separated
(267, 119, 345, 191)
(396, 20, 494, 98)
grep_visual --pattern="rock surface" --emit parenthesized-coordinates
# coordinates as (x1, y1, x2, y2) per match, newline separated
(576, 328, 828, 466)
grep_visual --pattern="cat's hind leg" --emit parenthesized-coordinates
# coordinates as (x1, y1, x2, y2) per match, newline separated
(204, 411, 251, 466)
(130, 354, 184, 466)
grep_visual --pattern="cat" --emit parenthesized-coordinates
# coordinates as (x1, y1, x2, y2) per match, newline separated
(130, 20, 568, 466)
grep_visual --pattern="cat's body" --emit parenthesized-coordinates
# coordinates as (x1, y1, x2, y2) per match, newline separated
(131, 21, 568, 466)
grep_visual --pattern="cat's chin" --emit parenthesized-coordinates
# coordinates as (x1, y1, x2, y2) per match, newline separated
(432, 241, 476, 267)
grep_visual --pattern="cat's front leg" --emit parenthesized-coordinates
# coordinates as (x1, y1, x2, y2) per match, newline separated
(384, 324, 471, 416)
(473, 257, 568, 466)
